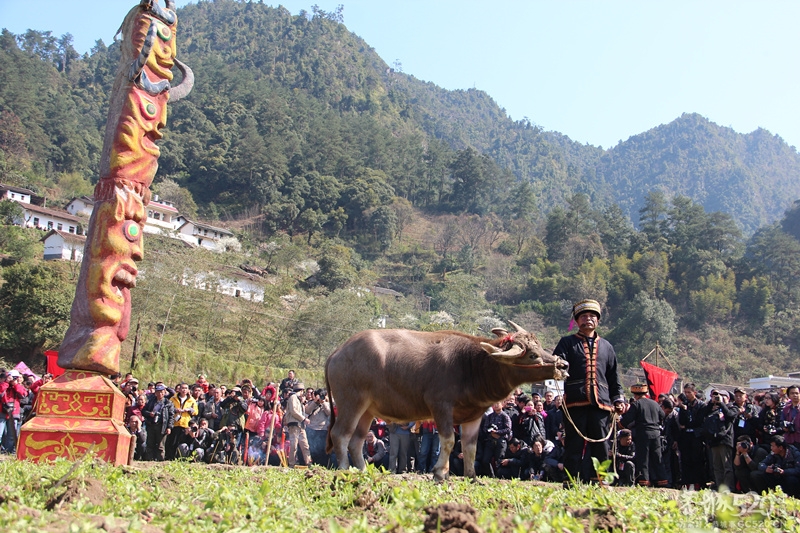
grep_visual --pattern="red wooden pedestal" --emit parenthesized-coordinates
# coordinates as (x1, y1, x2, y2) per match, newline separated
(17, 370, 131, 465)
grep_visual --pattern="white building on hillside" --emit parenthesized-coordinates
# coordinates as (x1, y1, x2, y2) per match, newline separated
(66, 195, 181, 234)
(42, 229, 86, 261)
(176, 216, 236, 251)
(182, 267, 265, 302)
(15, 202, 88, 235)
(65, 196, 95, 217)
(1, 184, 34, 204)
(145, 197, 180, 233)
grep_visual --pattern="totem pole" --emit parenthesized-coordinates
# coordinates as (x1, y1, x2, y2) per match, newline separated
(18, 0, 193, 464)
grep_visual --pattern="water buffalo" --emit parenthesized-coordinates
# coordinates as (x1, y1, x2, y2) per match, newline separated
(325, 323, 568, 480)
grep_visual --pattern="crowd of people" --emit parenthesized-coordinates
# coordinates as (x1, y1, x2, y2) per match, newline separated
(0, 297, 798, 500)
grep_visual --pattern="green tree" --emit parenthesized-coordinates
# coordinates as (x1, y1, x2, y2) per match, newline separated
(0, 225, 43, 263)
(737, 276, 774, 328)
(153, 179, 199, 218)
(639, 190, 669, 250)
(0, 262, 73, 359)
(606, 292, 677, 367)
(316, 244, 358, 290)
(781, 200, 800, 242)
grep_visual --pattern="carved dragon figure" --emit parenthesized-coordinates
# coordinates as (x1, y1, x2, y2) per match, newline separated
(58, 0, 193, 374)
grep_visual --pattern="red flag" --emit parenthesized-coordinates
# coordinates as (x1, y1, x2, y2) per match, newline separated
(640, 360, 677, 398)
(44, 350, 66, 377)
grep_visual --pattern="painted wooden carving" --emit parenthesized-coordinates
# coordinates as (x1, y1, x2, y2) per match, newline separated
(58, 0, 193, 375)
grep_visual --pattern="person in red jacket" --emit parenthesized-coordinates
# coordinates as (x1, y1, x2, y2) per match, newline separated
(1, 370, 28, 453)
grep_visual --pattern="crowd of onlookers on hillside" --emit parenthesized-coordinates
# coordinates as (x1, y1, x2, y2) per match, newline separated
(3, 367, 800, 497)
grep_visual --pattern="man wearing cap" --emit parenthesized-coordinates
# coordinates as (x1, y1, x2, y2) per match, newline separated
(621, 384, 668, 487)
(700, 389, 738, 490)
(553, 299, 625, 484)
(142, 384, 175, 461)
(731, 387, 759, 443)
(284, 382, 312, 467)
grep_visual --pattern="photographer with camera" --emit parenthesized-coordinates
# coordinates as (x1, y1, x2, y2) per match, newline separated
(732, 387, 760, 443)
(219, 387, 248, 452)
(733, 435, 768, 493)
(284, 383, 312, 467)
(757, 392, 783, 445)
(478, 402, 512, 477)
(210, 424, 241, 464)
(305, 388, 331, 466)
(699, 389, 738, 491)
(753, 435, 800, 497)
(121, 378, 139, 406)
(177, 419, 214, 462)
(781, 385, 800, 452)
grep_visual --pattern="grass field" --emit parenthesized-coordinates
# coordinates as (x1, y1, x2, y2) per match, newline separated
(2, 456, 800, 532)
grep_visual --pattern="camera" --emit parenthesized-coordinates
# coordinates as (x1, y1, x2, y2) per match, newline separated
(737, 441, 749, 450)
(488, 424, 499, 433)
(782, 420, 796, 433)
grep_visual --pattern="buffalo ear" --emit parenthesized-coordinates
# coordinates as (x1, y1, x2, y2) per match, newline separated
(491, 328, 508, 338)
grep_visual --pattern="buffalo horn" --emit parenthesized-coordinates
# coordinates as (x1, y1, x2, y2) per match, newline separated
(169, 59, 194, 101)
(488, 344, 525, 358)
(491, 328, 508, 338)
(480, 342, 500, 354)
(508, 320, 528, 334)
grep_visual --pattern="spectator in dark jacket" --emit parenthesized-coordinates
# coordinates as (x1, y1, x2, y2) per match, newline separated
(661, 398, 682, 488)
(126, 415, 147, 461)
(753, 435, 800, 497)
(678, 383, 707, 490)
(700, 389, 738, 490)
(142, 384, 175, 461)
(613, 429, 636, 486)
(496, 438, 533, 479)
(733, 435, 768, 494)
(517, 399, 546, 446)
(544, 396, 563, 441)
(479, 402, 512, 477)
(756, 392, 783, 446)
(731, 388, 760, 443)
(621, 384, 667, 487)
(543, 430, 567, 482)
(363, 431, 387, 466)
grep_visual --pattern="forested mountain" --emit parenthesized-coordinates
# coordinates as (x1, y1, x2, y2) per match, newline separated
(2, 0, 798, 232)
(2, 0, 800, 387)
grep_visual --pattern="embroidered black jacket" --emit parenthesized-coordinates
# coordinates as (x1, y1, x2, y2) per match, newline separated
(553, 333, 624, 411)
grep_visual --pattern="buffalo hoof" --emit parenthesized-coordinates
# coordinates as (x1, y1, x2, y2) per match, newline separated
(433, 472, 450, 483)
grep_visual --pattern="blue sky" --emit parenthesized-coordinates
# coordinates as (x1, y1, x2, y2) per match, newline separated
(2, 0, 799, 150)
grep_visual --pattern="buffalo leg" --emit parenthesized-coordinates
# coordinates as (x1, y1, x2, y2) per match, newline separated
(460, 418, 482, 479)
(347, 412, 372, 470)
(330, 402, 369, 470)
(431, 407, 454, 482)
